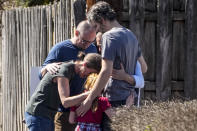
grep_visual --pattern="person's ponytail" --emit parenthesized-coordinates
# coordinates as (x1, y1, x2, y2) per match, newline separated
(77, 51, 86, 61)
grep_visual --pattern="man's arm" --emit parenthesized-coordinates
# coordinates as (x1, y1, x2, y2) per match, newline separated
(76, 59, 113, 116)
(112, 63, 135, 86)
(39, 44, 62, 79)
(40, 62, 62, 77)
(112, 61, 144, 88)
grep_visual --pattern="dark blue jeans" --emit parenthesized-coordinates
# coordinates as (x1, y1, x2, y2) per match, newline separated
(25, 112, 54, 131)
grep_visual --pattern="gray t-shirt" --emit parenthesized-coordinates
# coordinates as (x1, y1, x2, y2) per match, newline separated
(25, 61, 76, 120)
(102, 27, 141, 101)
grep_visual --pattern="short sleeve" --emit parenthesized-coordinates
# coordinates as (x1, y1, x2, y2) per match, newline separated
(101, 34, 117, 61)
(137, 44, 142, 58)
(99, 97, 111, 112)
(52, 63, 75, 80)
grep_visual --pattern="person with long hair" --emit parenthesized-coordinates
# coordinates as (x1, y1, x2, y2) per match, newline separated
(25, 52, 101, 131)
(69, 73, 112, 131)
(40, 20, 97, 131)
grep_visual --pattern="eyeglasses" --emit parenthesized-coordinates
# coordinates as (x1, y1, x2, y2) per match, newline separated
(79, 33, 95, 45)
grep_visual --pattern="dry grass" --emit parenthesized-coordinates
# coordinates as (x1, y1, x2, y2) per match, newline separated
(111, 100, 197, 131)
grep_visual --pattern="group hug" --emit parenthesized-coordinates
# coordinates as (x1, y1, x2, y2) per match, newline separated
(24, 1, 147, 131)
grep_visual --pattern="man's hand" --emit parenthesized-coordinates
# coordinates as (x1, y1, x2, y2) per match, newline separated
(41, 62, 62, 77)
(126, 92, 134, 108)
(112, 63, 126, 81)
(76, 97, 93, 117)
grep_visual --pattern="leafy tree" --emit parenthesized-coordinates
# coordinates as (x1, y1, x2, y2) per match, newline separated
(17, 0, 60, 6)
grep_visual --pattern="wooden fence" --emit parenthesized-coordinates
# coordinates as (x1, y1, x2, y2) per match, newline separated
(110, 0, 197, 100)
(1, 1, 74, 130)
(1, 0, 197, 131)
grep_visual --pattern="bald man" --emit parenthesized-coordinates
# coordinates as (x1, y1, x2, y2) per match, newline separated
(39, 20, 97, 131)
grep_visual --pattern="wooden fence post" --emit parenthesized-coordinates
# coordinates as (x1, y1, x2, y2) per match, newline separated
(156, 0, 173, 100)
(185, 0, 197, 99)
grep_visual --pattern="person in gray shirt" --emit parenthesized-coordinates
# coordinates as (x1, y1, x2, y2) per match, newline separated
(77, 1, 144, 111)
(76, 2, 146, 130)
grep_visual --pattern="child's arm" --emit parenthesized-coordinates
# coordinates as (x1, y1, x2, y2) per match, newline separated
(104, 108, 114, 119)
(69, 111, 76, 124)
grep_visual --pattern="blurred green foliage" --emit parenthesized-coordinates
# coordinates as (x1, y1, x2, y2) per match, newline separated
(16, 0, 60, 7)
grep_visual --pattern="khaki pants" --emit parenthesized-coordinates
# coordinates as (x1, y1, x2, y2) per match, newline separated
(54, 112, 76, 131)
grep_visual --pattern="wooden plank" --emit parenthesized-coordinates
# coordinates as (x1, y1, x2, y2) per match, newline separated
(144, 81, 155, 91)
(172, 21, 185, 80)
(40, 7, 47, 64)
(156, 0, 173, 100)
(145, 0, 157, 12)
(0, 11, 5, 131)
(123, 0, 129, 11)
(171, 81, 184, 91)
(129, 0, 145, 62)
(117, 12, 185, 24)
(185, 0, 197, 99)
(19, 8, 27, 131)
(140, 88, 144, 100)
(86, 0, 96, 12)
(8, 10, 17, 131)
(3, 10, 8, 131)
(145, 12, 184, 21)
(119, 12, 129, 22)
(144, 12, 157, 21)
(173, 12, 185, 21)
(46, 5, 53, 53)
(144, 82, 179, 92)
(16, 8, 21, 131)
(54, 3, 58, 44)
(66, 0, 70, 39)
(173, 0, 185, 11)
(144, 81, 184, 91)
(102, 0, 123, 22)
(71, 0, 75, 38)
(73, 0, 86, 27)
(143, 21, 156, 81)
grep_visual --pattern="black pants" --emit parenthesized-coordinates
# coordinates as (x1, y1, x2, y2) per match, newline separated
(101, 113, 112, 131)
(101, 100, 126, 131)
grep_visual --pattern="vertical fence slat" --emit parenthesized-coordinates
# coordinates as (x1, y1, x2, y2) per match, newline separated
(185, 0, 197, 98)
(156, 0, 173, 100)
(129, 0, 147, 98)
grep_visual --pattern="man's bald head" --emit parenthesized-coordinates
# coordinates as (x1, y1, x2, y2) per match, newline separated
(76, 20, 95, 36)
(73, 20, 96, 50)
